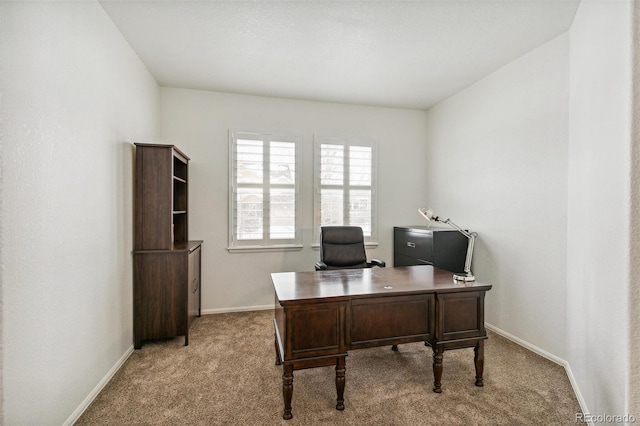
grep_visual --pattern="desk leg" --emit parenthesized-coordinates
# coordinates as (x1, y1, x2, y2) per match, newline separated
(432, 346, 444, 393)
(474, 340, 484, 387)
(335, 357, 346, 411)
(282, 364, 294, 420)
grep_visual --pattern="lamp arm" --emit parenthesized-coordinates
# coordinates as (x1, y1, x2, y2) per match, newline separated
(440, 218, 477, 275)
(439, 218, 471, 238)
(463, 233, 475, 275)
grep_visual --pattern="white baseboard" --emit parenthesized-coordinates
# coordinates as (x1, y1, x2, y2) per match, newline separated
(63, 345, 134, 426)
(485, 323, 565, 365)
(485, 323, 590, 422)
(200, 304, 274, 315)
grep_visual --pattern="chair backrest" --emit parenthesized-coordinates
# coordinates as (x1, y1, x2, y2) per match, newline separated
(319, 226, 368, 269)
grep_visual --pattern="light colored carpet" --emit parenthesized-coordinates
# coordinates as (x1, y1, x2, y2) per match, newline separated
(76, 310, 583, 425)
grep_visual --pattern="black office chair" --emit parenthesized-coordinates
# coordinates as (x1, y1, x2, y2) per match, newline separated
(315, 226, 385, 271)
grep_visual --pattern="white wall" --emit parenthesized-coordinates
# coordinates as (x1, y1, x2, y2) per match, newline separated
(159, 89, 430, 312)
(423, 34, 570, 358)
(631, 0, 640, 418)
(1, 2, 159, 424)
(567, 0, 633, 418)
(423, 1, 636, 418)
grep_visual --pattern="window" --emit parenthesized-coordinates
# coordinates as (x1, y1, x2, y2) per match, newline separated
(314, 135, 378, 244)
(229, 130, 302, 250)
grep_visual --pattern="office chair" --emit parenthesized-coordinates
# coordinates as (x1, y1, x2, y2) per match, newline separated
(315, 226, 385, 271)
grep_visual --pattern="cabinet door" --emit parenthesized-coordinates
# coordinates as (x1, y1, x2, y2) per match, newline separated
(285, 301, 347, 360)
(435, 291, 485, 342)
(134, 252, 187, 346)
(193, 246, 201, 317)
(187, 246, 201, 327)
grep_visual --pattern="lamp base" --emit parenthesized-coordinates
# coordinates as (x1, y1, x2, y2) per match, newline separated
(453, 274, 476, 282)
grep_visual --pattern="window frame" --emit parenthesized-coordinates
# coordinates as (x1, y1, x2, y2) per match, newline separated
(228, 129, 303, 252)
(313, 134, 379, 246)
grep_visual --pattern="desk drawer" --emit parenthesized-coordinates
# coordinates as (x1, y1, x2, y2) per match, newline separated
(349, 295, 434, 349)
(394, 228, 432, 260)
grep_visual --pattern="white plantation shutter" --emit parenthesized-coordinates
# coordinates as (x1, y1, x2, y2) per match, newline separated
(230, 131, 301, 249)
(269, 142, 297, 240)
(315, 136, 377, 243)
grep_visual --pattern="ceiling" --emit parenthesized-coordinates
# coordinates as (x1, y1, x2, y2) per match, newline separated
(99, 0, 580, 110)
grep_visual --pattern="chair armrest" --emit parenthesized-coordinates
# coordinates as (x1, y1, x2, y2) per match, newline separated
(369, 259, 386, 268)
(315, 261, 328, 271)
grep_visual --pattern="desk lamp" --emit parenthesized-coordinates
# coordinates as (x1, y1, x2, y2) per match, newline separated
(418, 207, 477, 282)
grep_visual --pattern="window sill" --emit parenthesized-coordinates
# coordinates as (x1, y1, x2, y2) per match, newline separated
(227, 244, 304, 253)
(311, 242, 379, 250)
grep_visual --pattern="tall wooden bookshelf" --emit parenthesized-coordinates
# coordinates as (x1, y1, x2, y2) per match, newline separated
(133, 143, 203, 349)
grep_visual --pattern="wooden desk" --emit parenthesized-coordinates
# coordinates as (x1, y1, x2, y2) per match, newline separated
(272, 265, 492, 420)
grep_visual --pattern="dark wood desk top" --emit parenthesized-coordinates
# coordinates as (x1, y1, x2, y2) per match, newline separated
(272, 265, 492, 304)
